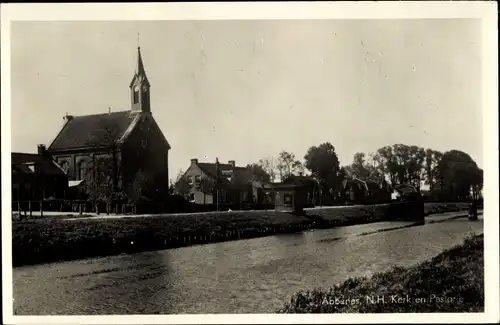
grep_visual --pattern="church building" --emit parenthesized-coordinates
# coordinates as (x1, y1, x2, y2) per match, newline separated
(43, 46, 171, 201)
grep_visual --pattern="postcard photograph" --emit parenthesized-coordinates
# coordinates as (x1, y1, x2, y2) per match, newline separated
(1, 2, 498, 324)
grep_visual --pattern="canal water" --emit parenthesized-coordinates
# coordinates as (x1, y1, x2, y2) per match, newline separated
(13, 216, 483, 315)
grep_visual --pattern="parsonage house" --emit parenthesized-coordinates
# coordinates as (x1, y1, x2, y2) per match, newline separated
(42, 46, 171, 201)
(11, 150, 68, 201)
(182, 158, 271, 207)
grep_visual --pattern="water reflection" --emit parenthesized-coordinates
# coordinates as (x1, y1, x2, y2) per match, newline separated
(14, 218, 483, 315)
(62, 251, 173, 314)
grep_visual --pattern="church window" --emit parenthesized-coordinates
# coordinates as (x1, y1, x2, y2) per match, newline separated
(133, 85, 140, 104)
(78, 160, 87, 180)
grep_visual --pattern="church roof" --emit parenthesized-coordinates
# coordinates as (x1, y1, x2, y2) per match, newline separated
(48, 111, 141, 151)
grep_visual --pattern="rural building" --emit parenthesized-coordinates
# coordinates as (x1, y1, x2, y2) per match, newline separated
(272, 174, 316, 212)
(43, 46, 171, 201)
(392, 183, 420, 200)
(342, 177, 392, 204)
(11, 150, 68, 201)
(182, 158, 270, 207)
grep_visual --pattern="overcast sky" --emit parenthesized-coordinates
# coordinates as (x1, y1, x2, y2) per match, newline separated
(10, 19, 482, 180)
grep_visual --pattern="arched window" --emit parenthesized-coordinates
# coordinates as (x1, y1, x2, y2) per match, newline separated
(96, 158, 110, 184)
(78, 160, 87, 180)
(133, 85, 140, 104)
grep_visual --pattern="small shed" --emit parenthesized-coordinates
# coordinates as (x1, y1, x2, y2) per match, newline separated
(272, 183, 309, 213)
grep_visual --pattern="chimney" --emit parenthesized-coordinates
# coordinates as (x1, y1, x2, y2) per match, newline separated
(37, 144, 46, 155)
(108, 107, 111, 114)
(228, 160, 235, 168)
(63, 113, 74, 122)
(191, 158, 198, 165)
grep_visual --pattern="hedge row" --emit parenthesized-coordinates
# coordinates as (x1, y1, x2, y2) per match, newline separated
(12, 211, 312, 266)
(304, 202, 469, 224)
(12, 202, 471, 267)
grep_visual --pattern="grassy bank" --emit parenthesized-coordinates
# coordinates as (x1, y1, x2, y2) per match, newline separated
(12, 202, 470, 267)
(12, 211, 313, 266)
(278, 234, 484, 313)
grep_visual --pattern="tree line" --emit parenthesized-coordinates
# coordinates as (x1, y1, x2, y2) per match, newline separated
(244, 142, 483, 202)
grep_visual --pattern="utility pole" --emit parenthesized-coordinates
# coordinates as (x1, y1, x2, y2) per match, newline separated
(215, 157, 220, 211)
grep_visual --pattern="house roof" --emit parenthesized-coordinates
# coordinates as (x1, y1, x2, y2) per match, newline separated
(11, 153, 67, 176)
(48, 111, 141, 151)
(197, 163, 250, 181)
(282, 175, 316, 186)
(393, 184, 418, 194)
(271, 183, 303, 189)
(192, 162, 255, 190)
(342, 177, 369, 191)
(342, 176, 389, 191)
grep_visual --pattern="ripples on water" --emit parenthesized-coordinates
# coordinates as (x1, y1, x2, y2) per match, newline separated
(13, 217, 483, 315)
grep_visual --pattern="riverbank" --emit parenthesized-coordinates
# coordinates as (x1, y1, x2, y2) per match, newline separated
(277, 234, 484, 313)
(12, 202, 470, 267)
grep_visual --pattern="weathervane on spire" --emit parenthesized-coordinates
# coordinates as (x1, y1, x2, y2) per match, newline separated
(137, 32, 141, 49)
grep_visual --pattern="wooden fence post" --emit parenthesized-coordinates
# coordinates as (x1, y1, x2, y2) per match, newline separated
(40, 200, 43, 218)
(29, 200, 32, 219)
(107, 203, 110, 215)
(79, 204, 82, 215)
(17, 201, 21, 216)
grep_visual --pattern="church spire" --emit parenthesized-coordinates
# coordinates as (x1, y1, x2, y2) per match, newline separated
(136, 46, 147, 78)
(130, 41, 151, 113)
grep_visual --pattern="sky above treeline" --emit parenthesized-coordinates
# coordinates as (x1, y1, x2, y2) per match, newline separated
(10, 19, 482, 180)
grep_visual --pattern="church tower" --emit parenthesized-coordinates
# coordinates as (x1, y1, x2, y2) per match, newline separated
(130, 46, 151, 113)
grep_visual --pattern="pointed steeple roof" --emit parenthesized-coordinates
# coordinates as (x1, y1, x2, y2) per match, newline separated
(130, 46, 150, 87)
(136, 46, 146, 76)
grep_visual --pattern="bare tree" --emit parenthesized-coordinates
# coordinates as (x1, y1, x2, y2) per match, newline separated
(276, 151, 304, 181)
(257, 157, 277, 183)
(82, 121, 123, 204)
(173, 170, 191, 198)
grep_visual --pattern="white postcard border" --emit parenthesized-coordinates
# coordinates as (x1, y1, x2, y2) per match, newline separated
(1, 2, 498, 324)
